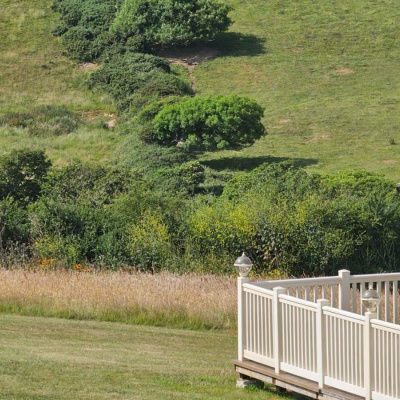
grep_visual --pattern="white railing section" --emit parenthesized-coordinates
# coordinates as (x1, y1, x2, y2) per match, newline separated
(249, 270, 400, 323)
(323, 307, 366, 397)
(350, 274, 400, 324)
(371, 319, 400, 400)
(242, 284, 274, 367)
(279, 294, 318, 381)
(237, 270, 400, 400)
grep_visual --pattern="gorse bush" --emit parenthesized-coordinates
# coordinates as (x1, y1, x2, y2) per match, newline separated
(111, 0, 232, 49)
(0, 105, 81, 136)
(52, 0, 123, 61)
(151, 95, 266, 150)
(87, 52, 192, 110)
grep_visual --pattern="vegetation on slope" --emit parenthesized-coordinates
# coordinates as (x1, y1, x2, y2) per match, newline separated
(1, 0, 400, 279)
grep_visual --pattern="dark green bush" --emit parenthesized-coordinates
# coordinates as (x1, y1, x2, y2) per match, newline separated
(111, 0, 232, 49)
(52, 0, 122, 61)
(87, 52, 191, 110)
(30, 163, 155, 267)
(0, 149, 51, 205)
(0, 198, 30, 248)
(151, 95, 266, 150)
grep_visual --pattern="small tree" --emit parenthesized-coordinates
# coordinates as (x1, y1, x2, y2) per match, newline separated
(110, 0, 232, 48)
(151, 95, 266, 150)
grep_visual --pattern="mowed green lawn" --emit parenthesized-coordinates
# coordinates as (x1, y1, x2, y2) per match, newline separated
(0, 314, 302, 400)
(195, 0, 400, 180)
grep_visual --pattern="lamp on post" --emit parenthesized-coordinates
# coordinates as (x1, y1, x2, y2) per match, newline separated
(362, 285, 380, 314)
(234, 252, 253, 277)
(235, 252, 252, 364)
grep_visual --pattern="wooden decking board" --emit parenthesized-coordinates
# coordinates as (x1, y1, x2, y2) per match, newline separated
(232, 360, 365, 400)
(232, 359, 320, 398)
(232, 359, 319, 391)
(321, 386, 364, 400)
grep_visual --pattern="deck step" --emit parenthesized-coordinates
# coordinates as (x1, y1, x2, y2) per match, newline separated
(232, 359, 320, 399)
(232, 360, 365, 400)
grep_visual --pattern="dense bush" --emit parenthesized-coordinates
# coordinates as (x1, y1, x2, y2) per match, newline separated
(212, 164, 400, 276)
(0, 150, 51, 205)
(30, 163, 154, 268)
(0, 105, 81, 136)
(111, 0, 231, 49)
(0, 198, 30, 248)
(87, 52, 192, 110)
(52, 0, 122, 61)
(151, 95, 266, 150)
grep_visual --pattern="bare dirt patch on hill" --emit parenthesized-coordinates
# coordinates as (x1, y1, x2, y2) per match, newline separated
(156, 45, 220, 91)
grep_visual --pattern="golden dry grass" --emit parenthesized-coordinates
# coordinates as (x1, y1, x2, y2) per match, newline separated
(0, 269, 237, 329)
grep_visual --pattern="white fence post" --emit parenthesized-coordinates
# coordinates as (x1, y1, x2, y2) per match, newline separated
(273, 287, 286, 374)
(316, 299, 329, 389)
(238, 276, 249, 361)
(339, 269, 351, 311)
(364, 312, 376, 400)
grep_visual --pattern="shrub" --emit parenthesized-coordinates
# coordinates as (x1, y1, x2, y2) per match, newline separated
(29, 162, 161, 267)
(0, 198, 30, 248)
(132, 96, 188, 142)
(151, 95, 266, 149)
(52, 0, 122, 61)
(188, 198, 258, 259)
(129, 211, 172, 272)
(111, 0, 232, 49)
(87, 52, 191, 110)
(0, 150, 51, 205)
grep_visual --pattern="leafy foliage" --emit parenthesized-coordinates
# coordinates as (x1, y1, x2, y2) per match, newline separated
(217, 164, 400, 276)
(111, 0, 232, 49)
(30, 162, 149, 267)
(151, 95, 266, 149)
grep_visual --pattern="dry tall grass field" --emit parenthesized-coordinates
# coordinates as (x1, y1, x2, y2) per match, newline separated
(0, 269, 237, 329)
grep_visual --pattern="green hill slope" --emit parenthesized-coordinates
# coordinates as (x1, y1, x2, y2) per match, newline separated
(195, 0, 400, 179)
(1, 0, 400, 178)
(0, 0, 122, 165)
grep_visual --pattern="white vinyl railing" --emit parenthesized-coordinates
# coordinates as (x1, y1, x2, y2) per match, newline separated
(237, 270, 400, 400)
(250, 270, 400, 323)
(372, 320, 400, 400)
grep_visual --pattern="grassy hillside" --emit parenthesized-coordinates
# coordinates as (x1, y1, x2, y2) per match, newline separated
(195, 0, 400, 180)
(1, 0, 400, 177)
(0, 314, 298, 399)
(0, 0, 122, 166)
